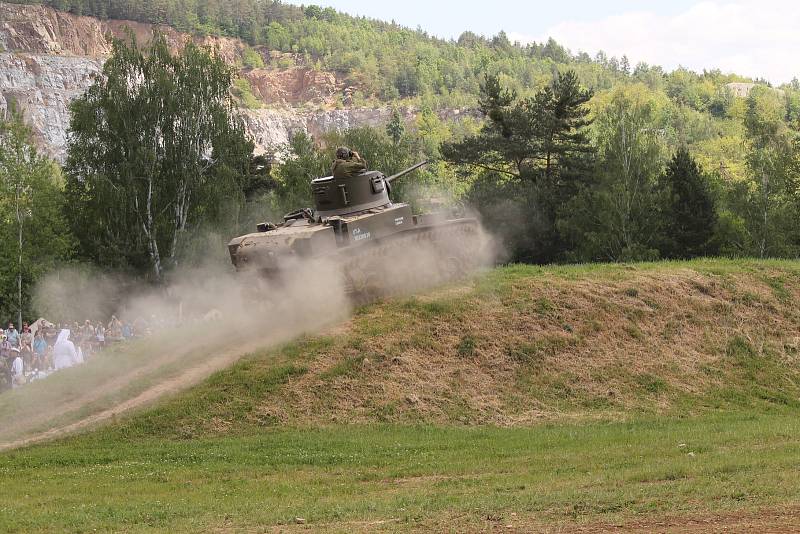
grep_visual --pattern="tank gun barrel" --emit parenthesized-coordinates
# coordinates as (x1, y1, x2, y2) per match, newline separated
(385, 161, 429, 184)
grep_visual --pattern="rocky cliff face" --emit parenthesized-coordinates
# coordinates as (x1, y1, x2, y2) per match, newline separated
(0, 52, 102, 157)
(0, 2, 474, 162)
(243, 108, 413, 149)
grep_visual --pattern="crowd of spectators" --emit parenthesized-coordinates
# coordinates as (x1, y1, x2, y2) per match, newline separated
(0, 315, 161, 390)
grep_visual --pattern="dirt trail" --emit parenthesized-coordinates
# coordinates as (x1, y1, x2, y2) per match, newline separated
(0, 334, 287, 452)
(291, 506, 800, 533)
(556, 506, 800, 533)
(0, 340, 203, 443)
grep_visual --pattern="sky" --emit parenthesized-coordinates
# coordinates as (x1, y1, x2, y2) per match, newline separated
(313, 0, 800, 84)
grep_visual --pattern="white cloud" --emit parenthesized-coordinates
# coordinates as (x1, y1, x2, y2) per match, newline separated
(509, 1, 800, 84)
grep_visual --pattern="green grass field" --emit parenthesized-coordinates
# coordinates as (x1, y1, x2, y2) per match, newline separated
(2, 259, 800, 531)
(2, 410, 800, 531)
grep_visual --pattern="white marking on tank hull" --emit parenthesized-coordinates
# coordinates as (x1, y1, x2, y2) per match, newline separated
(352, 228, 371, 241)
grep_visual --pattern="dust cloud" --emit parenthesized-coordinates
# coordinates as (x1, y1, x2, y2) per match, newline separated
(0, 215, 499, 450)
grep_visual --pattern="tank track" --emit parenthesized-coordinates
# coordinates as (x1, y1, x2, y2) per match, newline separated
(338, 219, 481, 302)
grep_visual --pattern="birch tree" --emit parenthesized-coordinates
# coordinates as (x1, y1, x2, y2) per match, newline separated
(65, 32, 254, 281)
(742, 87, 798, 258)
(0, 111, 73, 324)
(559, 85, 666, 261)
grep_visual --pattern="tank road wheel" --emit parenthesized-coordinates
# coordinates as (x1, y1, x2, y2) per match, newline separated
(238, 269, 277, 312)
(434, 223, 481, 282)
(344, 261, 382, 305)
(339, 220, 483, 305)
(442, 255, 467, 280)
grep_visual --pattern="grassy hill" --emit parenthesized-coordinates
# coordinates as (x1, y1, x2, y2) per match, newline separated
(2, 259, 800, 531)
(111, 259, 800, 438)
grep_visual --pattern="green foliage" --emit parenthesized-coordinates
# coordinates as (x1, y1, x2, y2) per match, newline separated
(268, 132, 329, 216)
(443, 70, 594, 262)
(232, 77, 262, 109)
(739, 87, 800, 258)
(658, 149, 718, 258)
(64, 33, 255, 280)
(12, 0, 632, 108)
(560, 84, 666, 262)
(386, 107, 404, 145)
(0, 110, 74, 324)
(444, 71, 593, 181)
(240, 46, 264, 69)
(7, 0, 800, 270)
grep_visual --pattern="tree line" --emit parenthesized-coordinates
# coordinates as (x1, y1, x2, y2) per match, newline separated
(445, 73, 799, 262)
(13, 1, 800, 113)
(11, 0, 800, 196)
(1, 24, 800, 323)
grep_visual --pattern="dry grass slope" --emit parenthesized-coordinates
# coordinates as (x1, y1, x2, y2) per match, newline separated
(108, 259, 800, 439)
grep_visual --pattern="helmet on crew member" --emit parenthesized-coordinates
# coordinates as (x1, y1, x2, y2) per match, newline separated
(335, 146, 352, 160)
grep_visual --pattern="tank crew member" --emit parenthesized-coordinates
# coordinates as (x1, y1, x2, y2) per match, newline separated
(331, 146, 367, 179)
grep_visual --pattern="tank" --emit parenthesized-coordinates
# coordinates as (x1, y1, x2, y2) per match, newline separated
(227, 161, 482, 301)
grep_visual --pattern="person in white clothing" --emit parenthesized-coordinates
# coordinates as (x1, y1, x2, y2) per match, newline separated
(10, 348, 24, 388)
(53, 329, 78, 370)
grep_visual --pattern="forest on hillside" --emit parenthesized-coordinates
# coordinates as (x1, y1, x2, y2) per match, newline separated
(8, 1, 799, 105)
(8, 1, 800, 180)
(1, 1, 800, 324)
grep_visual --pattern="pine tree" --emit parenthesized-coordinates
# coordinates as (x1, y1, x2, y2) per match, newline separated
(441, 70, 594, 262)
(659, 149, 718, 258)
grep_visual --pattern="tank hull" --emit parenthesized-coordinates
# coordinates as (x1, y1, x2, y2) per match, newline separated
(336, 218, 481, 301)
(228, 202, 482, 301)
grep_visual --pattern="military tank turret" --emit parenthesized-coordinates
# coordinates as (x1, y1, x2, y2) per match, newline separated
(227, 161, 482, 301)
